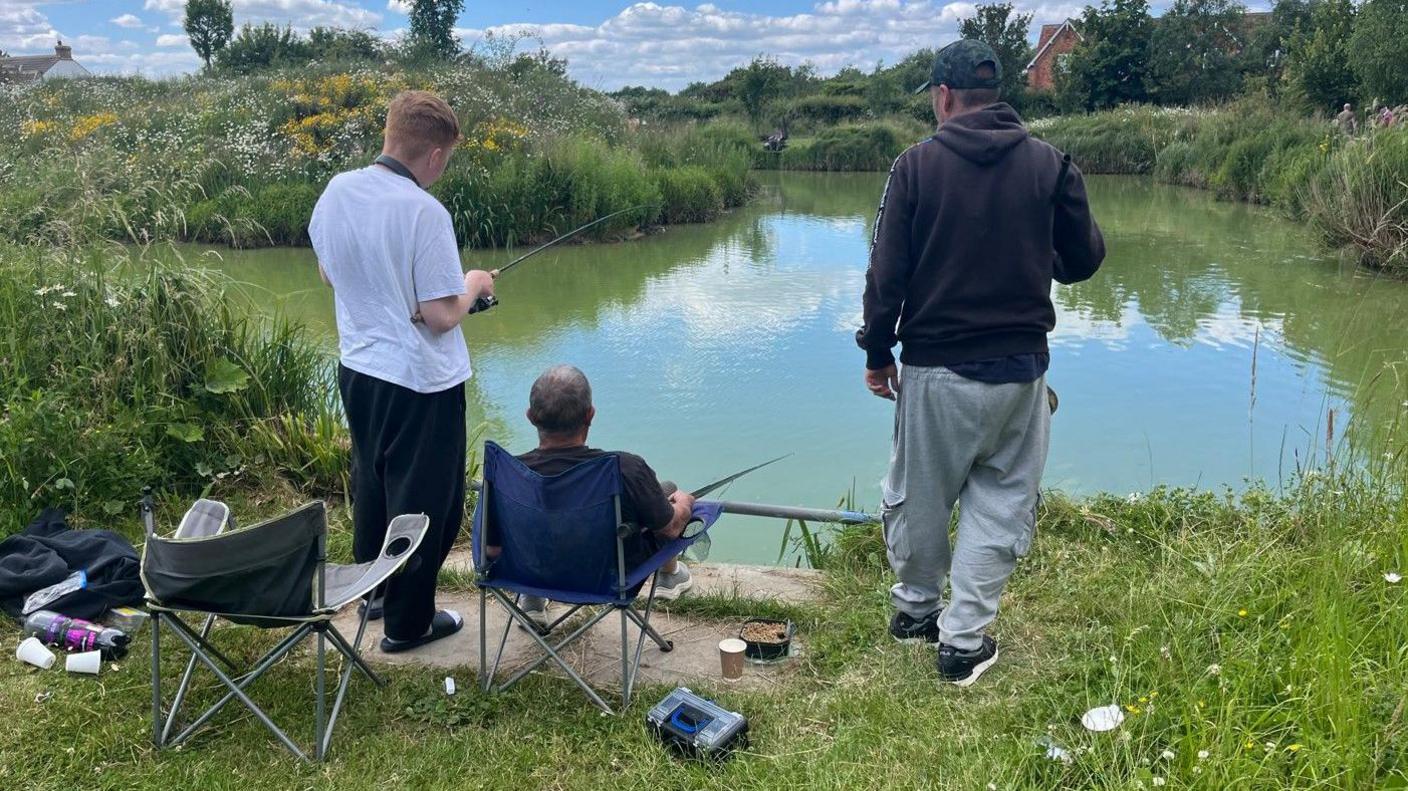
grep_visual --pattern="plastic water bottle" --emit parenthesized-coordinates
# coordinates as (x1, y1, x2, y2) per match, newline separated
(22, 610, 130, 659)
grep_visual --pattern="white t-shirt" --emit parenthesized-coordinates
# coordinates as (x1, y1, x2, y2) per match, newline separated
(309, 166, 472, 394)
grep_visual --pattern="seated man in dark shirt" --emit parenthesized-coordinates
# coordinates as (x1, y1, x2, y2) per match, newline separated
(514, 365, 697, 628)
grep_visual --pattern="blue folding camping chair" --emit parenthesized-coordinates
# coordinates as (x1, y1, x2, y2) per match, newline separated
(472, 441, 722, 714)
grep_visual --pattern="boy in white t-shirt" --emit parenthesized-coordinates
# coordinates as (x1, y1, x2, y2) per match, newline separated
(310, 90, 494, 653)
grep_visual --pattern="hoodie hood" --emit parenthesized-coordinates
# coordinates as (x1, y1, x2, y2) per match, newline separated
(934, 103, 1029, 165)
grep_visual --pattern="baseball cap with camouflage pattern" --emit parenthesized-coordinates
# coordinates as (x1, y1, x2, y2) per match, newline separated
(914, 39, 1003, 93)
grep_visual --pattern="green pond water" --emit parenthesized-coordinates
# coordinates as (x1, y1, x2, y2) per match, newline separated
(191, 172, 1408, 565)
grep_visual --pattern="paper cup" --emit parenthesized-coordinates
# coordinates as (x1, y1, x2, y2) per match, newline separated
(1081, 704, 1125, 732)
(719, 638, 747, 681)
(16, 637, 56, 670)
(66, 650, 101, 675)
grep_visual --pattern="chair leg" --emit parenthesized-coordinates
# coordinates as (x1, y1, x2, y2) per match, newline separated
(623, 608, 673, 652)
(162, 615, 310, 761)
(620, 607, 630, 710)
(479, 587, 490, 693)
(624, 574, 666, 707)
(151, 612, 162, 748)
(161, 613, 218, 744)
(166, 623, 310, 749)
(324, 625, 383, 687)
(320, 625, 370, 759)
(314, 629, 326, 761)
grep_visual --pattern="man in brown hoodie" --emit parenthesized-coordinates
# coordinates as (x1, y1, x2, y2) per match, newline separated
(857, 40, 1105, 686)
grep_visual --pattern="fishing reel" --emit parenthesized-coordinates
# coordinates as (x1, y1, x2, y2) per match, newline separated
(468, 295, 498, 314)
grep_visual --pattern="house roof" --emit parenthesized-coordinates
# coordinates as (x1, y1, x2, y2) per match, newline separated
(1026, 19, 1082, 72)
(2, 54, 62, 73)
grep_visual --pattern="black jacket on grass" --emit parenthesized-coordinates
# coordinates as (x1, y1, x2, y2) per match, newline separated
(857, 103, 1106, 371)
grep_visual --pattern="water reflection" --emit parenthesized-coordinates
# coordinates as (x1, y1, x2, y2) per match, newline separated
(194, 172, 1408, 563)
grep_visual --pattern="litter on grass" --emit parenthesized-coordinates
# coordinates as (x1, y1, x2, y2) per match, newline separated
(1081, 705, 1125, 732)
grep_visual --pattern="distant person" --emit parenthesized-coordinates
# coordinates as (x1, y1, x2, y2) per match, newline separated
(856, 41, 1105, 686)
(1336, 103, 1358, 135)
(511, 365, 697, 628)
(310, 90, 496, 653)
(1377, 106, 1395, 128)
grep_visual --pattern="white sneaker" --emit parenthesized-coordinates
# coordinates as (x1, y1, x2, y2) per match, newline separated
(517, 595, 549, 633)
(652, 562, 693, 601)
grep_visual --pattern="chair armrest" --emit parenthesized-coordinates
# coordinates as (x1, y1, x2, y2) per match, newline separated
(319, 514, 430, 612)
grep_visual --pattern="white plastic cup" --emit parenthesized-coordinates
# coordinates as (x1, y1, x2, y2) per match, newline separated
(719, 638, 747, 681)
(16, 637, 56, 670)
(65, 650, 101, 675)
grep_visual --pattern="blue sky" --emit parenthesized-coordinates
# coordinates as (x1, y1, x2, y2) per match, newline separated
(3, 0, 1158, 88)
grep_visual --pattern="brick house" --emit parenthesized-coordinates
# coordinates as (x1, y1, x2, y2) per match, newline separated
(1025, 20, 1082, 92)
(0, 41, 92, 83)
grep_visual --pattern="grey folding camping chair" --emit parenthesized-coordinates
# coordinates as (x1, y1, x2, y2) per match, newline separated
(139, 493, 429, 761)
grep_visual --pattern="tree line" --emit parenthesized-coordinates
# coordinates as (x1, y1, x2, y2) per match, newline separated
(1058, 0, 1406, 113)
(182, 0, 484, 73)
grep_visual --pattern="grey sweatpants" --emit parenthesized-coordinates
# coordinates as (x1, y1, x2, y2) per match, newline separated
(882, 365, 1050, 651)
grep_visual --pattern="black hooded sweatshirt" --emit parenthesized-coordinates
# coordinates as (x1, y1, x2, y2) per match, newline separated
(857, 103, 1105, 371)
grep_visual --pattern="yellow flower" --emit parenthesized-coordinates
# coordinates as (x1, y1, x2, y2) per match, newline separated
(1124, 704, 1142, 715)
(1288, 744, 1303, 752)
(1238, 609, 1248, 618)
(20, 119, 55, 137)
(68, 112, 119, 142)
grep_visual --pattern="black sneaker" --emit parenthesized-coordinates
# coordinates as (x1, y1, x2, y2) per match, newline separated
(937, 635, 999, 687)
(889, 610, 942, 646)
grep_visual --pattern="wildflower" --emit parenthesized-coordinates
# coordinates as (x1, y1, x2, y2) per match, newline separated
(1153, 778, 1166, 787)
(1160, 644, 1171, 660)
(1207, 664, 1222, 676)
(1238, 608, 1248, 618)
(1197, 750, 1210, 760)
(1288, 743, 1303, 752)
(987, 784, 997, 791)
(1386, 572, 1402, 584)
(1192, 766, 1202, 774)
(1244, 739, 1256, 751)
(1160, 749, 1175, 760)
(105, 297, 120, 308)
(60, 290, 76, 298)
(1125, 704, 1142, 715)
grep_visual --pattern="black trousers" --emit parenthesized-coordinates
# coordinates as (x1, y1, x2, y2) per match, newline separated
(338, 364, 466, 641)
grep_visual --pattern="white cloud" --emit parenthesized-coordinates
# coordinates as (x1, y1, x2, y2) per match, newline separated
(111, 13, 145, 29)
(144, 0, 381, 29)
(156, 33, 189, 47)
(458, 0, 1087, 91)
(0, 2, 61, 53)
(387, 0, 410, 13)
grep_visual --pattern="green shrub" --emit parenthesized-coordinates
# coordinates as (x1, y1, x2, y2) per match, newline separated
(784, 94, 869, 126)
(652, 166, 725, 224)
(0, 247, 344, 535)
(770, 123, 913, 172)
(248, 182, 320, 246)
(1305, 129, 1408, 273)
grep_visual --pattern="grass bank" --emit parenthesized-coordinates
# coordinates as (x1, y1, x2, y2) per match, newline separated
(0, 67, 752, 250)
(0, 244, 351, 537)
(1032, 104, 1408, 274)
(1, 465, 1405, 789)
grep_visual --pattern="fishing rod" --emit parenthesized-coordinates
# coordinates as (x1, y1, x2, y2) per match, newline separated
(690, 454, 791, 498)
(678, 454, 791, 538)
(467, 203, 657, 314)
(714, 501, 878, 525)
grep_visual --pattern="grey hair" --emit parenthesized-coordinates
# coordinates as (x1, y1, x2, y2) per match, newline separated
(527, 365, 593, 435)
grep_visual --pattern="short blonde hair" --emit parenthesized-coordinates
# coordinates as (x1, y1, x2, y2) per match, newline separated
(384, 90, 461, 158)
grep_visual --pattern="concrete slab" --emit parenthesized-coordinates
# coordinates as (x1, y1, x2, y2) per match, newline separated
(441, 550, 824, 606)
(330, 591, 801, 692)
